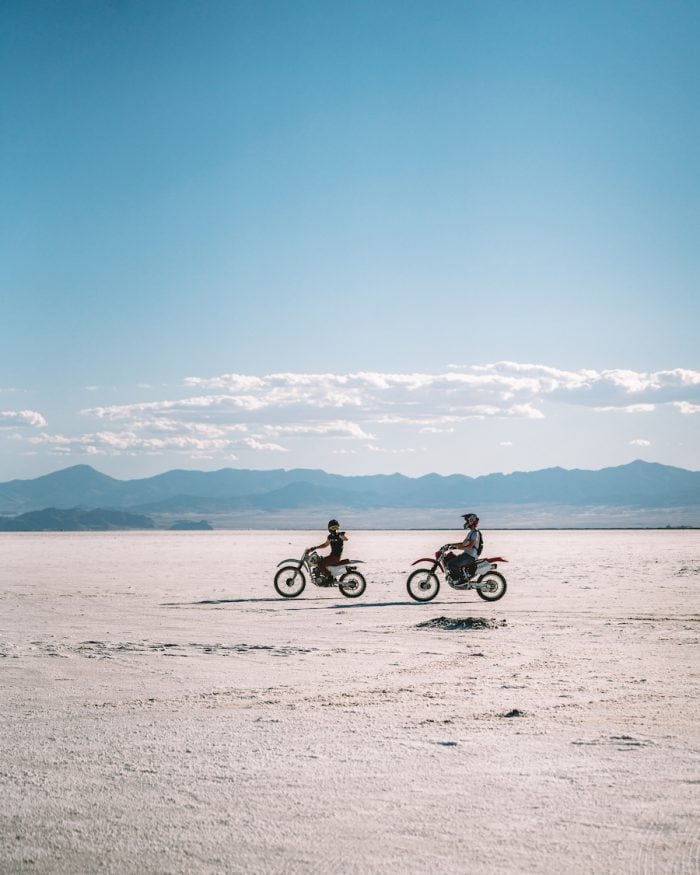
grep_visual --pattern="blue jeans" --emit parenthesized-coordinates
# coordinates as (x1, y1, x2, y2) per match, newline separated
(447, 552, 477, 579)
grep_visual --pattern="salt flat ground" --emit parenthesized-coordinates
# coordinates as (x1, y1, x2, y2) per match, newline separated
(1, 530, 698, 875)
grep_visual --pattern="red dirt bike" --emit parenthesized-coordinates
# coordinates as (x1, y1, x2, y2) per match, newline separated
(406, 544, 508, 603)
(274, 549, 367, 599)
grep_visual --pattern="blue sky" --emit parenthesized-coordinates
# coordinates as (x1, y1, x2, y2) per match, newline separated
(1, 0, 698, 481)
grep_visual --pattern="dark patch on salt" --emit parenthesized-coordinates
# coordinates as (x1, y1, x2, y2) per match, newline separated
(676, 564, 700, 576)
(503, 709, 524, 718)
(416, 616, 505, 631)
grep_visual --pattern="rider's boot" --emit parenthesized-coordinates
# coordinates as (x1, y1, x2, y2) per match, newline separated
(316, 566, 334, 586)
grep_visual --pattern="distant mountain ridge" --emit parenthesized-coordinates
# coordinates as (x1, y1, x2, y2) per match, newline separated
(0, 460, 698, 518)
(0, 507, 155, 532)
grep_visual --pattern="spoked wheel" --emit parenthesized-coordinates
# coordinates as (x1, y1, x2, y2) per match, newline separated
(475, 571, 507, 601)
(273, 566, 306, 598)
(338, 570, 366, 598)
(406, 568, 440, 603)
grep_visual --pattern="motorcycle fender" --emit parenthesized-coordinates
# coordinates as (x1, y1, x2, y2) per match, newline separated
(411, 557, 444, 571)
(322, 559, 365, 571)
(485, 556, 508, 563)
(276, 558, 302, 567)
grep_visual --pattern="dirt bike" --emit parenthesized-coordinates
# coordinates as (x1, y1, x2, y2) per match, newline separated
(274, 549, 367, 599)
(406, 544, 508, 603)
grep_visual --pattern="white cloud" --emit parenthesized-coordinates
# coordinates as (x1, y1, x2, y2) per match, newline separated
(17, 363, 698, 467)
(594, 404, 656, 413)
(0, 409, 47, 428)
(83, 394, 269, 420)
(175, 365, 700, 419)
(83, 366, 700, 437)
(372, 407, 514, 426)
(629, 439, 651, 447)
(471, 362, 700, 406)
(27, 427, 294, 458)
(499, 441, 514, 447)
(673, 402, 700, 415)
(366, 444, 422, 454)
(263, 420, 374, 440)
(183, 374, 266, 392)
(505, 403, 545, 420)
(241, 437, 287, 452)
(127, 417, 248, 437)
(29, 431, 236, 456)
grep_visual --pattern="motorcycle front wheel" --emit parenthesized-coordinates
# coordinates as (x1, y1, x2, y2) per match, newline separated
(338, 570, 366, 598)
(274, 566, 306, 598)
(475, 571, 507, 602)
(406, 568, 440, 602)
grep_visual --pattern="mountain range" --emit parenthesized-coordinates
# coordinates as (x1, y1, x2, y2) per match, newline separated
(0, 507, 155, 532)
(0, 461, 698, 528)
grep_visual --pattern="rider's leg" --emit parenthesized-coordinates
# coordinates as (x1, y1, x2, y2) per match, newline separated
(316, 555, 332, 578)
(448, 553, 477, 579)
(317, 554, 347, 578)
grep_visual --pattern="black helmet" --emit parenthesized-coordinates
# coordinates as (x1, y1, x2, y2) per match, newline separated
(328, 519, 340, 531)
(462, 513, 479, 529)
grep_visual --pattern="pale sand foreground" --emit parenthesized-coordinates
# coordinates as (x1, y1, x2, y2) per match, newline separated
(1, 530, 699, 875)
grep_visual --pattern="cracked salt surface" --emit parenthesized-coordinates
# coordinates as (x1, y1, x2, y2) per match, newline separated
(1, 528, 699, 874)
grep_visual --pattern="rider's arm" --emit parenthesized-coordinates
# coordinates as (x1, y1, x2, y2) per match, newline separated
(340, 532, 348, 542)
(451, 531, 477, 551)
(312, 538, 330, 551)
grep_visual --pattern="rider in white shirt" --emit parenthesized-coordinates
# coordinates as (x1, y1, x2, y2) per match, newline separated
(446, 513, 482, 581)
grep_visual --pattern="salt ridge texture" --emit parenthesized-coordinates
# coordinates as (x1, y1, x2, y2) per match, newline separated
(1, 530, 699, 874)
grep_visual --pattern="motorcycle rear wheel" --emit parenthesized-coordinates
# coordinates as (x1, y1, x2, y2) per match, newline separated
(339, 570, 366, 598)
(407, 568, 440, 602)
(274, 566, 306, 598)
(475, 571, 507, 602)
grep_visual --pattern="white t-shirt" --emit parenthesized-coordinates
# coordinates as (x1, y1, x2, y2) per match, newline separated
(464, 528, 482, 559)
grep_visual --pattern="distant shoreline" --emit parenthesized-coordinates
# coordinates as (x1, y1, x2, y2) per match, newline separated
(1, 525, 697, 533)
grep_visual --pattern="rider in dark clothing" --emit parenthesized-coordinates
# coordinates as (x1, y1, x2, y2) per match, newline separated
(310, 519, 349, 580)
